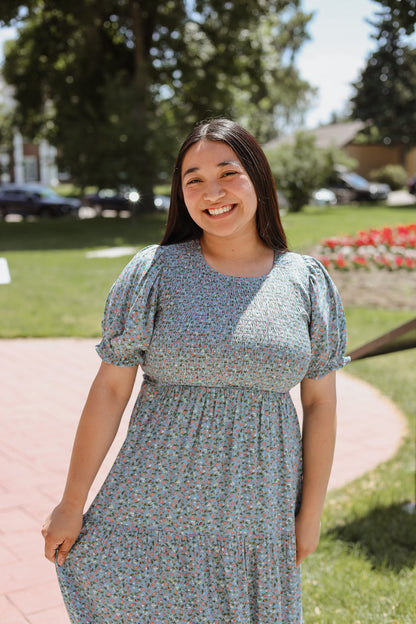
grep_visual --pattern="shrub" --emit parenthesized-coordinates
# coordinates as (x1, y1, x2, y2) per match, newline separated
(370, 164, 408, 190)
(265, 132, 358, 212)
(265, 133, 327, 212)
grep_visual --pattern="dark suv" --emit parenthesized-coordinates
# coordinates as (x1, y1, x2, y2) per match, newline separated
(82, 188, 140, 214)
(0, 183, 81, 218)
(328, 172, 390, 204)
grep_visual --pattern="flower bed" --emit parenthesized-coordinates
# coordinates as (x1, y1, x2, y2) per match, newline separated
(315, 224, 416, 270)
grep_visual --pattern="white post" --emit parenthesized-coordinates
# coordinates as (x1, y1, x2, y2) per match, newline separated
(49, 144, 59, 186)
(39, 140, 48, 184)
(0, 152, 10, 183)
(13, 132, 25, 183)
(39, 140, 58, 186)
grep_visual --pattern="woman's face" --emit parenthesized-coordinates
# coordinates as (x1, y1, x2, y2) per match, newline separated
(181, 140, 258, 242)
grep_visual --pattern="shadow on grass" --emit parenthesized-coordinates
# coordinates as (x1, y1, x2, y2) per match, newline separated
(0, 213, 168, 252)
(327, 502, 416, 572)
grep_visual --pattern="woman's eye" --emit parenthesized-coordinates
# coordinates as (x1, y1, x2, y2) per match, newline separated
(186, 178, 201, 185)
(222, 171, 237, 178)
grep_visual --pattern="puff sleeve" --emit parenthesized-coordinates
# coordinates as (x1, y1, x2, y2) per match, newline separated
(303, 255, 350, 379)
(96, 245, 163, 367)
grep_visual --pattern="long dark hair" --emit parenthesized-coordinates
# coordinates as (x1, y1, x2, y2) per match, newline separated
(160, 118, 288, 251)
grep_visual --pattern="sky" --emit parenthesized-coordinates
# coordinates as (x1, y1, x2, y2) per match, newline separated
(0, 0, 410, 130)
(296, 0, 377, 127)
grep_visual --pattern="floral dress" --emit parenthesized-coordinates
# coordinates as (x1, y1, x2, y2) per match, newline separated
(57, 239, 349, 623)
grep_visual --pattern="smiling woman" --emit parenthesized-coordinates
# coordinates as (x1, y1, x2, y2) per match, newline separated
(43, 119, 349, 624)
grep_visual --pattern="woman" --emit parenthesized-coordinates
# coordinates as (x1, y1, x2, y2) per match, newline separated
(42, 119, 349, 623)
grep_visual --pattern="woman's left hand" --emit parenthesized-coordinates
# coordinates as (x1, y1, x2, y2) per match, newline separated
(295, 510, 321, 566)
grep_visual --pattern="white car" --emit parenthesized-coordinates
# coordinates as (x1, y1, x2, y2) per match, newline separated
(154, 195, 170, 211)
(311, 188, 337, 206)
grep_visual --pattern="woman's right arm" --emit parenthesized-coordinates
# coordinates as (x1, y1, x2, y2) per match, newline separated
(42, 360, 138, 565)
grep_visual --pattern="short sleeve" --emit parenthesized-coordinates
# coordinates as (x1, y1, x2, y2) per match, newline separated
(303, 256, 350, 379)
(96, 245, 163, 366)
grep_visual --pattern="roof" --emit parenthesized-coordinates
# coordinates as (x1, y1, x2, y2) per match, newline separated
(264, 121, 366, 151)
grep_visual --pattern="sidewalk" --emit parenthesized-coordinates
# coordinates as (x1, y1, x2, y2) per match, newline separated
(0, 338, 406, 624)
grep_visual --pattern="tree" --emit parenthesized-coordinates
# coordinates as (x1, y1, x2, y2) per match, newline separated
(370, 0, 416, 34)
(351, 2, 416, 147)
(0, 1, 314, 205)
(0, 105, 14, 148)
(265, 133, 357, 212)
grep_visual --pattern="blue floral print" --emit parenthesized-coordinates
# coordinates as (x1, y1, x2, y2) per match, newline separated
(57, 240, 349, 623)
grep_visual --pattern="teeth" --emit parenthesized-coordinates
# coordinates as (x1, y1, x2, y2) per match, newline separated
(207, 204, 234, 216)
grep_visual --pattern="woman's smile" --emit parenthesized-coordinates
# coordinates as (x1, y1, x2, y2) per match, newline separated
(205, 203, 236, 217)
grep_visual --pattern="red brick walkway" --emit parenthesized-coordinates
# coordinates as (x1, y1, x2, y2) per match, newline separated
(0, 338, 406, 623)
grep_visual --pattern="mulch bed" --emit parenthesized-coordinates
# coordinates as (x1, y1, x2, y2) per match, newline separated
(328, 268, 416, 310)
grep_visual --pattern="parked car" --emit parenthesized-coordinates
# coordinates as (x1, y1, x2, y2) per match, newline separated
(83, 188, 140, 214)
(328, 171, 390, 203)
(408, 176, 416, 195)
(311, 188, 337, 206)
(0, 183, 81, 218)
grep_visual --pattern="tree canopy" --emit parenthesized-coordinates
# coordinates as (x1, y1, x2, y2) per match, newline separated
(370, 0, 416, 34)
(0, 0, 313, 199)
(351, 0, 416, 146)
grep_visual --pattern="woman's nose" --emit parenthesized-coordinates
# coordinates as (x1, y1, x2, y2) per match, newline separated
(203, 180, 225, 201)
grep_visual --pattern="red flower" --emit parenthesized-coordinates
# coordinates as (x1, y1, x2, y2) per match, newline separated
(317, 255, 331, 268)
(353, 255, 367, 267)
(318, 223, 416, 270)
(326, 239, 338, 250)
(335, 253, 346, 268)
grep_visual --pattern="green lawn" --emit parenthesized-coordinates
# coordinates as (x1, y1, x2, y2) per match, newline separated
(0, 214, 168, 337)
(1, 206, 415, 622)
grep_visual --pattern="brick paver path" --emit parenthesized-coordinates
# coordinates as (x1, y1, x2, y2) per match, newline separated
(0, 339, 406, 623)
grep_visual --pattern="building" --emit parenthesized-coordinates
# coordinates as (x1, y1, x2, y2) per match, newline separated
(0, 76, 59, 186)
(264, 121, 416, 178)
(7, 132, 58, 185)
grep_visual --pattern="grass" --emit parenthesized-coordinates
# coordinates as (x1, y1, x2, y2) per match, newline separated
(0, 250, 131, 336)
(0, 212, 168, 251)
(302, 309, 416, 624)
(1, 205, 415, 621)
(0, 214, 168, 337)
